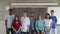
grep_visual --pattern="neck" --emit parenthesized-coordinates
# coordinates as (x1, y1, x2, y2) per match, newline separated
(39, 19, 41, 20)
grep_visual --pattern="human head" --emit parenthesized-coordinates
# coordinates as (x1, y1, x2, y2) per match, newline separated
(30, 12, 34, 18)
(45, 13, 50, 19)
(14, 15, 20, 23)
(23, 11, 27, 17)
(50, 10, 54, 16)
(37, 14, 42, 20)
(9, 9, 13, 15)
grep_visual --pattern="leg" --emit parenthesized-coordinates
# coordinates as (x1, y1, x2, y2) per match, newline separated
(13, 31, 16, 34)
(11, 28, 13, 34)
(39, 30, 42, 34)
(6, 28, 10, 34)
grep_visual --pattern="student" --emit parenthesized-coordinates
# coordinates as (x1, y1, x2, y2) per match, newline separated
(44, 13, 52, 34)
(50, 10, 57, 34)
(21, 11, 30, 34)
(5, 9, 15, 34)
(35, 14, 45, 34)
(12, 15, 22, 34)
(29, 12, 36, 34)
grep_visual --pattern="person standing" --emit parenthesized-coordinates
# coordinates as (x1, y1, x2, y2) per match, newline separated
(50, 10, 57, 34)
(44, 13, 52, 34)
(29, 12, 36, 34)
(12, 15, 22, 34)
(21, 11, 30, 34)
(5, 9, 15, 34)
(35, 14, 45, 34)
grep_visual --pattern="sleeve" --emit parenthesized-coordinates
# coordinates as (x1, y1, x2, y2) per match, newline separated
(50, 19, 52, 23)
(35, 21, 38, 31)
(4, 15, 7, 20)
(55, 16, 57, 23)
(27, 18, 30, 26)
(19, 21, 22, 26)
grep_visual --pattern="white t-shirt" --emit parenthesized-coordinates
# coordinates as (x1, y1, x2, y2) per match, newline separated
(21, 17, 30, 32)
(5, 14, 15, 28)
(44, 19, 52, 27)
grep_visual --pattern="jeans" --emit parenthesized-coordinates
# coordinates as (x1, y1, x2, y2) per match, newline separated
(13, 28, 21, 34)
(6, 28, 13, 34)
(50, 29, 57, 34)
(45, 26, 50, 34)
(21, 32, 29, 34)
(13, 31, 21, 34)
(29, 30, 36, 34)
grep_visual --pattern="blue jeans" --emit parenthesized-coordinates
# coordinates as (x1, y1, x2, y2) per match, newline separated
(13, 31, 21, 34)
(13, 28, 21, 34)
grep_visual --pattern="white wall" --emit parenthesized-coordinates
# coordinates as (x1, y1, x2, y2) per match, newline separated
(47, 7, 60, 24)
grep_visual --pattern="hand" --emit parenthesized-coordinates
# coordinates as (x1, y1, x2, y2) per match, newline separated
(16, 31, 19, 33)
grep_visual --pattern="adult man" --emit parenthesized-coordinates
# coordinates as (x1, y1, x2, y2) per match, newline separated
(50, 10, 57, 34)
(21, 11, 30, 34)
(5, 9, 15, 34)
(29, 12, 36, 34)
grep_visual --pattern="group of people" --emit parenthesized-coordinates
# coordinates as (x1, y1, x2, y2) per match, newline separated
(5, 9, 57, 34)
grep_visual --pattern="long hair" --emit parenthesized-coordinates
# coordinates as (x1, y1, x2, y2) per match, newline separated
(45, 13, 50, 19)
(13, 15, 20, 23)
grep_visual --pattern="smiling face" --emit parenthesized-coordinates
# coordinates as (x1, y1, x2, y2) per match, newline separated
(23, 12, 27, 17)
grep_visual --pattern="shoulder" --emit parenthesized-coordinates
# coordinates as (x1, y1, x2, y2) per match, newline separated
(12, 15, 15, 17)
(26, 17, 30, 20)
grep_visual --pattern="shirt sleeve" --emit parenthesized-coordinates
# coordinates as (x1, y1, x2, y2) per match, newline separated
(55, 16, 57, 23)
(4, 15, 7, 20)
(50, 19, 52, 23)
(27, 18, 30, 26)
(35, 21, 38, 31)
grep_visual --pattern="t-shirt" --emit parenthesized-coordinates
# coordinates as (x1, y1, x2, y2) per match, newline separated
(50, 16, 57, 29)
(5, 14, 15, 28)
(21, 17, 30, 32)
(44, 19, 52, 27)
(12, 21, 22, 30)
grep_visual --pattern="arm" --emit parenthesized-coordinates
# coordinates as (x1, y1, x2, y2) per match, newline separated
(5, 15, 7, 30)
(27, 18, 30, 32)
(17, 22, 22, 33)
(17, 26, 22, 33)
(35, 21, 38, 32)
(55, 16, 57, 24)
(5, 20, 7, 29)
(12, 26, 16, 32)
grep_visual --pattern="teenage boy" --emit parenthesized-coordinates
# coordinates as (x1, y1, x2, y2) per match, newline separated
(29, 12, 36, 34)
(21, 11, 30, 34)
(50, 10, 57, 34)
(5, 9, 15, 34)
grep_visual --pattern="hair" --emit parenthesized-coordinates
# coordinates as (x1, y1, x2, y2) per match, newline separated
(23, 11, 27, 13)
(30, 12, 34, 14)
(13, 15, 20, 23)
(9, 9, 13, 11)
(45, 13, 50, 19)
(37, 13, 42, 20)
(51, 10, 54, 12)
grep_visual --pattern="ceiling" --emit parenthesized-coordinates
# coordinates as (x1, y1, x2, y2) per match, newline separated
(0, 0, 60, 8)
(0, 0, 58, 3)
